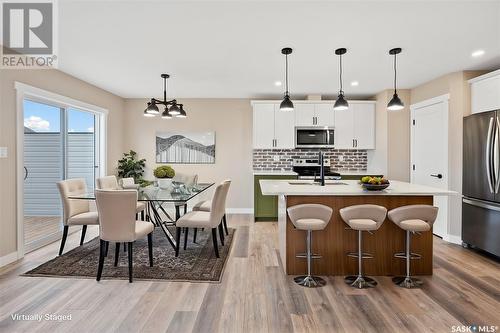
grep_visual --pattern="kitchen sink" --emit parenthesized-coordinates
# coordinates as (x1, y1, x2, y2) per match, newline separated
(288, 182, 348, 186)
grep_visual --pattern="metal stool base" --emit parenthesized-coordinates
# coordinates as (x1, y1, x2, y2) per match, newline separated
(294, 275, 326, 288)
(392, 276, 423, 288)
(345, 275, 377, 289)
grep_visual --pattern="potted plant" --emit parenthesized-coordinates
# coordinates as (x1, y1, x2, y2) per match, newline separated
(117, 150, 146, 184)
(154, 165, 175, 189)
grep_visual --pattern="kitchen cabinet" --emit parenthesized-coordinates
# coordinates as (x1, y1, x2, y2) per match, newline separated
(334, 102, 375, 149)
(253, 103, 295, 149)
(470, 70, 500, 114)
(295, 103, 334, 126)
(254, 174, 298, 221)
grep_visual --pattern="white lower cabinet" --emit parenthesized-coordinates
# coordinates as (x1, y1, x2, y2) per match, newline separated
(253, 103, 295, 149)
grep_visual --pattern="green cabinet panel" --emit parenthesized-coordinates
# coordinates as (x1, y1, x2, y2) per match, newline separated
(254, 175, 297, 221)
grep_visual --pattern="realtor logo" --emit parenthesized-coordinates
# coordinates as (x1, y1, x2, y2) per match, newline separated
(1, 1, 57, 68)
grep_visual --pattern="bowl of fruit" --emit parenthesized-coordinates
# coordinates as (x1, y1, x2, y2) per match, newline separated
(360, 176, 390, 191)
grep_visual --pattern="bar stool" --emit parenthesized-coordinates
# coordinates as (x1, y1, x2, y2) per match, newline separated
(340, 204, 387, 289)
(388, 205, 438, 288)
(287, 204, 333, 288)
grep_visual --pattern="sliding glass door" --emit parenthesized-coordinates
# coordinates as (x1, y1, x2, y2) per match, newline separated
(23, 100, 100, 252)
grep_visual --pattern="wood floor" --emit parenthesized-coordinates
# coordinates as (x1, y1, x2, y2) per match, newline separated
(1, 214, 499, 333)
(24, 216, 61, 246)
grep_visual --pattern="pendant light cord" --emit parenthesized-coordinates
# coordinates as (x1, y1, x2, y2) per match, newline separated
(393, 53, 397, 94)
(163, 76, 167, 102)
(339, 53, 343, 94)
(285, 54, 289, 96)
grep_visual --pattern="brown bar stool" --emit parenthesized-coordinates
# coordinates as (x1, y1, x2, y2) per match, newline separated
(388, 205, 438, 288)
(287, 204, 333, 288)
(340, 204, 387, 289)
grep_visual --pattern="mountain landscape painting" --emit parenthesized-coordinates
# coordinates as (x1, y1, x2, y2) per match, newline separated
(156, 132, 215, 164)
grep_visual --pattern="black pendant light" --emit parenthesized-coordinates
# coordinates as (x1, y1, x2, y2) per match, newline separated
(144, 74, 187, 118)
(333, 48, 349, 111)
(280, 47, 294, 111)
(387, 48, 404, 111)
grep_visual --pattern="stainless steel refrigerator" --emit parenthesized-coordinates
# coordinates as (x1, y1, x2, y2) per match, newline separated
(463, 110, 500, 257)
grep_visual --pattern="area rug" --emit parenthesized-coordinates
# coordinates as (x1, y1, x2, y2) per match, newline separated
(23, 227, 235, 282)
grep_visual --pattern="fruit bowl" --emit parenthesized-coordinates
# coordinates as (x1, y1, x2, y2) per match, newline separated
(360, 176, 390, 191)
(361, 183, 390, 191)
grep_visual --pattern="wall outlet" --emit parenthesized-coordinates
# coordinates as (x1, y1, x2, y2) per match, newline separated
(273, 155, 280, 162)
(0, 147, 7, 158)
(338, 155, 344, 162)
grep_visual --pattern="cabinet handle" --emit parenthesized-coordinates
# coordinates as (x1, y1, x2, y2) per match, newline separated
(275, 139, 277, 147)
(355, 139, 358, 148)
(352, 139, 355, 148)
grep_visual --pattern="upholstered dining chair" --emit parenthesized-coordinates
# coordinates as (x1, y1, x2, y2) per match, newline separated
(95, 189, 154, 283)
(175, 180, 231, 258)
(56, 178, 99, 255)
(96, 175, 145, 220)
(172, 173, 198, 216)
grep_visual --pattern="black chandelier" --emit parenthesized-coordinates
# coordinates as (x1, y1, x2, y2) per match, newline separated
(144, 74, 187, 118)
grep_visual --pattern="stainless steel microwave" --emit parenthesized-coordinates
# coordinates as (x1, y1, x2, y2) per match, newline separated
(295, 127, 335, 148)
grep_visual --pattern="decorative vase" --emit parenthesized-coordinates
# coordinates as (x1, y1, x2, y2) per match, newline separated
(157, 178, 172, 189)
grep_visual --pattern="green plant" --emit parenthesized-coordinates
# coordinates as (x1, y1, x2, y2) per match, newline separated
(154, 165, 175, 179)
(117, 150, 146, 183)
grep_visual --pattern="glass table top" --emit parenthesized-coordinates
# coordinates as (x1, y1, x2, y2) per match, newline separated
(69, 183, 214, 202)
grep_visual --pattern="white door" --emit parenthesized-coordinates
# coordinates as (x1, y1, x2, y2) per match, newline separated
(315, 104, 335, 127)
(274, 105, 295, 148)
(334, 106, 354, 149)
(295, 104, 315, 126)
(411, 97, 449, 238)
(353, 103, 376, 149)
(253, 104, 275, 148)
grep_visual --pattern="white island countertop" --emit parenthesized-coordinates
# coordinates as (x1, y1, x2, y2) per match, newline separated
(259, 179, 457, 196)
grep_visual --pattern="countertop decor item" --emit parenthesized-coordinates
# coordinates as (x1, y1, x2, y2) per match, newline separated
(360, 176, 390, 191)
(144, 74, 188, 119)
(154, 165, 175, 189)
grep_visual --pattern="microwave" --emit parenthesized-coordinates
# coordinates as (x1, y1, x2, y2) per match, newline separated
(295, 127, 335, 148)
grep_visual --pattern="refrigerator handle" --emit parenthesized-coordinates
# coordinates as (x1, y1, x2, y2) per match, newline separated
(486, 117, 495, 193)
(495, 115, 500, 193)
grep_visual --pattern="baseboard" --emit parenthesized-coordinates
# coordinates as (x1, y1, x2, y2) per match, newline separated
(0, 251, 20, 267)
(226, 208, 253, 214)
(443, 234, 462, 245)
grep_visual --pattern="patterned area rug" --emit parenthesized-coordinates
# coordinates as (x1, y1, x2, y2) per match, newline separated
(24, 227, 235, 282)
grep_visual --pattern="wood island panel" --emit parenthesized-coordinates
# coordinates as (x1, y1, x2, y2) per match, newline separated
(285, 195, 434, 276)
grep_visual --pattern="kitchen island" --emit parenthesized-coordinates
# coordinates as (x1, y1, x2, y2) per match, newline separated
(260, 179, 456, 276)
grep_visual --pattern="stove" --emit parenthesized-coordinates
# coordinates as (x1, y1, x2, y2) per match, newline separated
(292, 158, 341, 180)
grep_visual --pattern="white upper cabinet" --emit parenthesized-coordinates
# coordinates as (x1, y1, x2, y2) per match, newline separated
(295, 103, 335, 126)
(295, 104, 315, 126)
(334, 102, 376, 149)
(470, 70, 500, 114)
(334, 105, 355, 149)
(314, 104, 335, 127)
(252, 103, 295, 149)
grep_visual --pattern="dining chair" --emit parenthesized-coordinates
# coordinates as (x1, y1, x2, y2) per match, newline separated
(175, 180, 230, 258)
(56, 178, 99, 255)
(96, 175, 145, 220)
(191, 180, 231, 243)
(172, 173, 198, 216)
(95, 189, 154, 283)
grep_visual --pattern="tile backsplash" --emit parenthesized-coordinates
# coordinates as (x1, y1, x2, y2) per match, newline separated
(253, 149, 368, 171)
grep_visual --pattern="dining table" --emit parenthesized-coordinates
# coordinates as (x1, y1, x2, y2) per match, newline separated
(68, 182, 215, 250)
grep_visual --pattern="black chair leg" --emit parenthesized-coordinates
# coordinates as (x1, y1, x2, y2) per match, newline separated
(218, 223, 225, 246)
(193, 228, 198, 243)
(96, 239, 106, 281)
(114, 242, 120, 267)
(211, 228, 220, 258)
(184, 204, 187, 215)
(175, 227, 181, 257)
(124, 243, 127, 252)
(184, 228, 189, 250)
(136, 213, 138, 220)
(141, 210, 145, 221)
(147, 233, 153, 267)
(105, 241, 109, 257)
(128, 242, 133, 283)
(80, 225, 87, 245)
(59, 226, 69, 256)
(223, 214, 229, 235)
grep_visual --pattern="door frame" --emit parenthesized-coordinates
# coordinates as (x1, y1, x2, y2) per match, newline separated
(15, 82, 108, 259)
(410, 93, 450, 239)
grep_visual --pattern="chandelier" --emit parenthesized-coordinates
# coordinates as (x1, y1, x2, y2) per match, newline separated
(144, 74, 187, 118)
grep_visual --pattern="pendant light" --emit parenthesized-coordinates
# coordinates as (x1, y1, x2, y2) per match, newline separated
(279, 47, 294, 111)
(333, 48, 349, 111)
(144, 74, 188, 118)
(387, 48, 404, 111)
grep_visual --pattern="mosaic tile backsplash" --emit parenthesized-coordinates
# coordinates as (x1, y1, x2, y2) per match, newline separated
(253, 149, 368, 171)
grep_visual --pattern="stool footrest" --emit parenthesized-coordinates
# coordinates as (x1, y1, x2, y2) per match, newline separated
(347, 252, 374, 259)
(296, 254, 322, 259)
(394, 252, 422, 260)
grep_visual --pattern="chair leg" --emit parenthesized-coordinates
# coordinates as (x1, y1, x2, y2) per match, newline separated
(136, 213, 138, 220)
(124, 242, 127, 252)
(293, 230, 326, 288)
(96, 239, 106, 281)
(175, 227, 181, 257)
(105, 241, 109, 257)
(80, 225, 87, 245)
(128, 242, 133, 283)
(59, 226, 69, 256)
(223, 214, 229, 235)
(211, 228, 220, 258)
(193, 228, 198, 243)
(147, 233, 153, 267)
(345, 230, 377, 289)
(184, 204, 187, 215)
(393, 230, 423, 288)
(218, 223, 225, 246)
(114, 242, 120, 267)
(141, 210, 145, 221)
(184, 227, 189, 250)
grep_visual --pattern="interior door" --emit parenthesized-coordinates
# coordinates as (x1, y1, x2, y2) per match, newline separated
(314, 104, 335, 126)
(353, 103, 375, 149)
(334, 106, 354, 149)
(411, 100, 448, 238)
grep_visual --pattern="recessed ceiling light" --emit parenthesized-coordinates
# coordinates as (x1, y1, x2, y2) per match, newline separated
(351, 81, 359, 86)
(472, 49, 485, 58)
(274, 81, 282, 86)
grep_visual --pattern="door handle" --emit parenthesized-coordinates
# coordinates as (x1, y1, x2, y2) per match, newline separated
(24, 166, 28, 180)
(495, 115, 500, 193)
(430, 174, 443, 179)
(486, 117, 495, 193)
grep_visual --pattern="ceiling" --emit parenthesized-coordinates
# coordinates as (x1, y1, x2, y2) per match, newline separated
(58, 0, 500, 99)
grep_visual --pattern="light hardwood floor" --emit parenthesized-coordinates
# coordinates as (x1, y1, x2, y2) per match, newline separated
(1, 214, 499, 333)
(24, 216, 61, 245)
